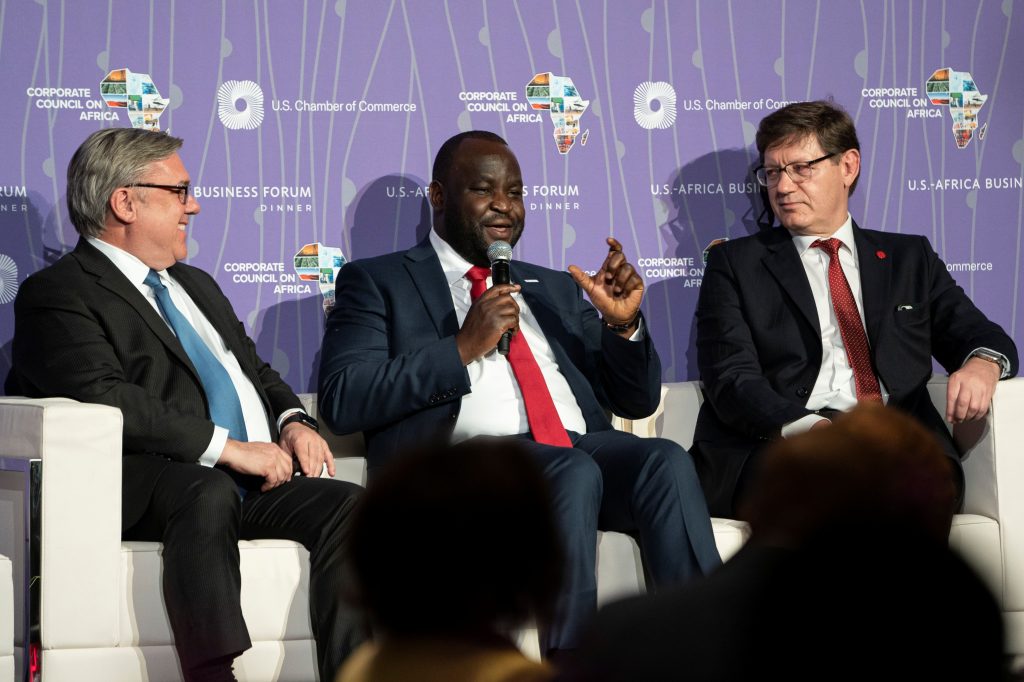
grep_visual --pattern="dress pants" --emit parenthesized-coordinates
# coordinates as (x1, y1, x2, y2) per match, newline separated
(123, 461, 366, 681)
(517, 429, 721, 654)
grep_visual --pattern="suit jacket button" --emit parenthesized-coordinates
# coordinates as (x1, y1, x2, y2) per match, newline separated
(796, 387, 809, 398)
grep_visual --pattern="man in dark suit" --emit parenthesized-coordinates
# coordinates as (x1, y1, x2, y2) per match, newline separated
(5, 128, 364, 682)
(318, 130, 720, 656)
(693, 100, 1018, 517)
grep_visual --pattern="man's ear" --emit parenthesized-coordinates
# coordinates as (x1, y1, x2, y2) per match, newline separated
(108, 186, 137, 224)
(840, 148, 860, 191)
(428, 180, 444, 211)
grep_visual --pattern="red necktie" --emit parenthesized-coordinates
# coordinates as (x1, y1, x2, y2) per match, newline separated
(465, 266, 572, 446)
(811, 238, 883, 402)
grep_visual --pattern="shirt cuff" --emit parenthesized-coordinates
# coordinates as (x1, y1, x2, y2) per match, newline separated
(277, 407, 305, 431)
(781, 413, 830, 438)
(965, 347, 1011, 379)
(627, 317, 646, 342)
(199, 426, 229, 467)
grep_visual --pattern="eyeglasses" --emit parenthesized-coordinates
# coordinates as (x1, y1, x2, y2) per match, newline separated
(754, 152, 838, 187)
(129, 182, 191, 205)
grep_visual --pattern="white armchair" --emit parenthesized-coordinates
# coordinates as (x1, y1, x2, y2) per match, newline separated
(0, 553, 12, 682)
(0, 397, 328, 682)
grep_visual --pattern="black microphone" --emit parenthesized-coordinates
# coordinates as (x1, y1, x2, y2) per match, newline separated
(487, 240, 513, 356)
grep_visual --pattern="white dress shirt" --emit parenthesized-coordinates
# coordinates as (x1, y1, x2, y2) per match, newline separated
(429, 230, 589, 440)
(89, 238, 294, 464)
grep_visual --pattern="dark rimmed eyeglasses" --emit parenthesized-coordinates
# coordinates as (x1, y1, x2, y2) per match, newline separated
(754, 152, 838, 187)
(129, 182, 191, 205)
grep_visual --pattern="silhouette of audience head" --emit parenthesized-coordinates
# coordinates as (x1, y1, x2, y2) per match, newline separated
(739, 403, 1003, 680)
(348, 437, 563, 638)
(739, 401, 957, 546)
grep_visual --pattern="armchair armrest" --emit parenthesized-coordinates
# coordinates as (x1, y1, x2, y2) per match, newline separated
(951, 377, 1024, 613)
(0, 397, 123, 650)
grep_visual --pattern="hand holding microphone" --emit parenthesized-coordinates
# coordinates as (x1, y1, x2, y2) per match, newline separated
(455, 240, 520, 365)
(487, 241, 514, 355)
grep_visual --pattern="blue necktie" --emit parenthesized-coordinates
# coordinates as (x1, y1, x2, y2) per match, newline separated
(144, 269, 248, 441)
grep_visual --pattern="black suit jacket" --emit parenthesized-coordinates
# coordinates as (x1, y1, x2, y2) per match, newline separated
(317, 239, 661, 469)
(693, 223, 1018, 516)
(6, 239, 302, 528)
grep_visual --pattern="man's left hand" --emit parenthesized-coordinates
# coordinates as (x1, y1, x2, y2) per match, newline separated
(279, 422, 336, 477)
(946, 356, 1002, 423)
(569, 237, 644, 335)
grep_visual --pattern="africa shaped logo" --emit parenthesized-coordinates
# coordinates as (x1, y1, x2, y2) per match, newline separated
(0, 253, 18, 305)
(634, 82, 677, 130)
(293, 242, 346, 315)
(926, 68, 988, 149)
(218, 80, 264, 130)
(525, 72, 590, 154)
(100, 69, 169, 130)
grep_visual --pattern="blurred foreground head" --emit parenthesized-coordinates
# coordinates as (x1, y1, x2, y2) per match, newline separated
(739, 401, 957, 546)
(738, 403, 1002, 680)
(349, 437, 563, 637)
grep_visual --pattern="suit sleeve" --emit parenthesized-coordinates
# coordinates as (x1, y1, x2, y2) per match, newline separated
(10, 274, 218, 461)
(585, 293, 663, 419)
(696, 245, 814, 438)
(317, 261, 471, 435)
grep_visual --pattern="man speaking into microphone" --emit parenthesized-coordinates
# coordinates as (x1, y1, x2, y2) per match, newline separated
(318, 130, 719, 656)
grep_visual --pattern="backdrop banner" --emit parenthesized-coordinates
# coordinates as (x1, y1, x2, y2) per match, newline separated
(1, 1, 1021, 393)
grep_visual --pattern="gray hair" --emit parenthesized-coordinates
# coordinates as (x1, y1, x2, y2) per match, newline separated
(66, 128, 184, 238)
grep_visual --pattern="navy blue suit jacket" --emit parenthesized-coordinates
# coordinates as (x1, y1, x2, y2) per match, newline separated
(318, 238, 662, 471)
(693, 222, 1018, 516)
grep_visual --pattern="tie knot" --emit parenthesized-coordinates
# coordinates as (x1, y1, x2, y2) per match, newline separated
(144, 269, 165, 291)
(465, 266, 490, 300)
(812, 238, 842, 257)
(465, 266, 490, 283)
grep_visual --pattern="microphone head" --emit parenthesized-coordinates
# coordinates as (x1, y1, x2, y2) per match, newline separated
(486, 240, 512, 264)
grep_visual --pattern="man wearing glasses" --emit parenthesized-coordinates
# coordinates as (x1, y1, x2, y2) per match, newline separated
(692, 100, 1017, 518)
(6, 128, 364, 682)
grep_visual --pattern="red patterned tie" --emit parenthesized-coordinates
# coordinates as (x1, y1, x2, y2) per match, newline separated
(811, 238, 882, 402)
(465, 266, 572, 446)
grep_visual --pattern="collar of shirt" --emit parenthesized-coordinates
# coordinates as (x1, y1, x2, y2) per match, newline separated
(788, 214, 857, 261)
(429, 228, 481, 288)
(88, 237, 170, 293)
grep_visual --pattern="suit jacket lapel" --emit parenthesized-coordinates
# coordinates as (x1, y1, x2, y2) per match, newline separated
(170, 264, 278, 423)
(852, 221, 890, 348)
(168, 264, 250, 369)
(74, 240, 200, 379)
(512, 264, 574, 341)
(403, 240, 460, 337)
(760, 230, 821, 335)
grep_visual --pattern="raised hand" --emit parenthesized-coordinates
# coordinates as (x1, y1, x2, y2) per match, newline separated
(568, 237, 644, 335)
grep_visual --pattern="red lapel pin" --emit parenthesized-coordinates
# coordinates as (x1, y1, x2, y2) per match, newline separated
(876, 250, 887, 259)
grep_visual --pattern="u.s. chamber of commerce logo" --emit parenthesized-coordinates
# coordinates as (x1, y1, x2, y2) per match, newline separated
(926, 67, 987, 149)
(634, 81, 677, 130)
(218, 80, 265, 130)
(0, 254, 18, 305)
(100, 68, 169, 130)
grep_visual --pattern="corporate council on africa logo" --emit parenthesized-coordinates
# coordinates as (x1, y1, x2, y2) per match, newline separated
(100, 68, 169, 130)
(926, 67, 987, 149)
(525, 72, 590, 154)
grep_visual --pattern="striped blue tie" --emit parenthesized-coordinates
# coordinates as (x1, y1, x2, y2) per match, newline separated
(144, 269, 248, 441)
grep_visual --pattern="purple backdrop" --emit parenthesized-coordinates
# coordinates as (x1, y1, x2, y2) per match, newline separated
(2, 0, 1022, 393)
